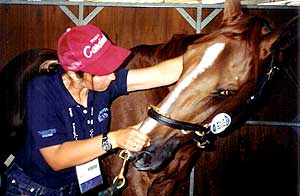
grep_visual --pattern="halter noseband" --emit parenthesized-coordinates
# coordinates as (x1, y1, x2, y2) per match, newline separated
(147, 105, 216, 149)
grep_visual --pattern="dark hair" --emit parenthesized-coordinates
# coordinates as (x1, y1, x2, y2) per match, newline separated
(39, 60, 60, 75)
(39, 60, 84, 79)
(76, 71, 84, 78)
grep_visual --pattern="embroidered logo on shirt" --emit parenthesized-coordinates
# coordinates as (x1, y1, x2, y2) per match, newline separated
(98, 107, 109, 123)
(38, 129, 57, 138)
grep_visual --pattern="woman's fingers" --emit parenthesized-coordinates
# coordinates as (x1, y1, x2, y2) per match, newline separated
(110, 125, 151, 152)
(126, 128, 151, 151)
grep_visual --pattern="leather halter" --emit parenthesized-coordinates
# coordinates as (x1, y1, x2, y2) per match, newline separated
(147, 17, 280, 149)
(148, 105, 209, 132)
(147, 105, 212, 148)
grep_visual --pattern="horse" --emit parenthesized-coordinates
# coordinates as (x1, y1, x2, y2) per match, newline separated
(192, 17, 299, 196)
(0, 0, 299, 195)
(104, 0, 300, 195)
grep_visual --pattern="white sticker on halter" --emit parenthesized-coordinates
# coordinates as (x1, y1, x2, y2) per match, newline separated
(210, 113, 231, 134)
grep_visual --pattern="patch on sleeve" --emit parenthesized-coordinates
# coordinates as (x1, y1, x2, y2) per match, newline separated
(38, 129, 57, 138)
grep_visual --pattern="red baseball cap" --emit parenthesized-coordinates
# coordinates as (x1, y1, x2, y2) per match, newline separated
(57, 25, 131, 76)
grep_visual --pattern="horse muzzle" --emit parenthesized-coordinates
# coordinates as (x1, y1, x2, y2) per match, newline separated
(129, 139, 180, 171)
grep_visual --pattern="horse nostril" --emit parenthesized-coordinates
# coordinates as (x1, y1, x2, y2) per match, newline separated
(140, 151, 153, 163)
(131, 151, 154, 165)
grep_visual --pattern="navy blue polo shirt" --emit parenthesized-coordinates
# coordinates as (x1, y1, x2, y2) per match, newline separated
(15, 68, 128, 189)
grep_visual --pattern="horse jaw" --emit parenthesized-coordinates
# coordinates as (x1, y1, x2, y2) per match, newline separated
(130, 43, 225, 171)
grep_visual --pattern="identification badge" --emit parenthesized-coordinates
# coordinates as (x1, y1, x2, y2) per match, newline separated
(76, 158, 103, 193)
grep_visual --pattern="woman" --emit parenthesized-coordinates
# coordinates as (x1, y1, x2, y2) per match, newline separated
(5, 24, 183, 196)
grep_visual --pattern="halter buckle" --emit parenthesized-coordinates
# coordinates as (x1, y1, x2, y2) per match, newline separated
(148, 105, 170, 118)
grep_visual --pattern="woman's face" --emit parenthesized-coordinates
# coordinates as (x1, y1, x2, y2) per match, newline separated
(82, 72, 116, 92)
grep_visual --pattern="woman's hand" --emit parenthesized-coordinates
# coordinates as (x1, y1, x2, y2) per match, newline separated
(108, 123, 151, 152)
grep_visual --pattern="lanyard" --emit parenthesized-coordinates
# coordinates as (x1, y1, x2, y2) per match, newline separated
(68, 106, 94, 140)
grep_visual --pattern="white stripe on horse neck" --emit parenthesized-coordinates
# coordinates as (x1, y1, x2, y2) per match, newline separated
(139, 43, 225, 134)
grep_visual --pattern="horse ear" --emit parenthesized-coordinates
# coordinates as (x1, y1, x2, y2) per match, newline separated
(222, 0, 243, 23)
(260, 16, 300, 61)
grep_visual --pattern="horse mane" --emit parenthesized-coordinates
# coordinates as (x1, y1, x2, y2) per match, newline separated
(128, 33, 204, 70)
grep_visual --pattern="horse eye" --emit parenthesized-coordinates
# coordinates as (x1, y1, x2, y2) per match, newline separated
(220, 90, 235, 96)
(212, 90, 235, 97)
(220, 90, 229, 96)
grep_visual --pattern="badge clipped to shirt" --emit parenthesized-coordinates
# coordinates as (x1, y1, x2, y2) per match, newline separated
(76, 158, 103, 193)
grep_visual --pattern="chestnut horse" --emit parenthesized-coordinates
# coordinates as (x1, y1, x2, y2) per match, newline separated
(0, 0, 298, 195)
(105, 1, 299, 195)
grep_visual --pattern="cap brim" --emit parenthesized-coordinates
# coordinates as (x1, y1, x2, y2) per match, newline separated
(82, 44, 131, 76)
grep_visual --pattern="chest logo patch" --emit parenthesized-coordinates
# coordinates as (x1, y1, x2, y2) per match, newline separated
(38, 129, 57, 138)
(98, 107, 109, 123)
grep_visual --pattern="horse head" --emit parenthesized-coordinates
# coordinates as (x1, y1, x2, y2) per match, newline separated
(129, 0, 299, 171)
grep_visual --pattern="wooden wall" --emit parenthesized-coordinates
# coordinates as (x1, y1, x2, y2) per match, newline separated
(1, 5, 297, 69)
(0, 5, 199, 69)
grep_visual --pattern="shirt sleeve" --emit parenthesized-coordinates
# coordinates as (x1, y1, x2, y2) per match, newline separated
(107, 68, 129, 99)
(26, 78, 66, 150)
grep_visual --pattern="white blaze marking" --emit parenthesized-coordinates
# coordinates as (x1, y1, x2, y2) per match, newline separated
(139, 43, 225, 134)
(138, 118, 159, 134)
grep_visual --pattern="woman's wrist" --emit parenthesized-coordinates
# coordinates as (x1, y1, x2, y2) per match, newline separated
(107, 131, 118, 149)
